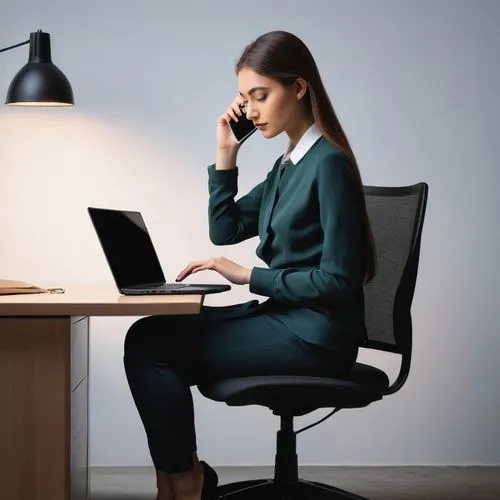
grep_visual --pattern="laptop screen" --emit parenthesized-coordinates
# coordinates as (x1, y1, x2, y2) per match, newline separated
(88, 208, 166, 288)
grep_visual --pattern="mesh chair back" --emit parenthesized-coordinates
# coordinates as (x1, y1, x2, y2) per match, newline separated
(362, 183, 428, 355)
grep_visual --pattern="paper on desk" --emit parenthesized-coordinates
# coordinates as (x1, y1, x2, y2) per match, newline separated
(0, 279, 48, 295)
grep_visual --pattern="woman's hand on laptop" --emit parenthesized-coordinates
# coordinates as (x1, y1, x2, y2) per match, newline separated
(176, 257, 251, 285)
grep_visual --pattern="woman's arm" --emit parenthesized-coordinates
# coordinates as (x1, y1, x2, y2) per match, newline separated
(208, 165, 271, 245)
(177, 164, 271, 283)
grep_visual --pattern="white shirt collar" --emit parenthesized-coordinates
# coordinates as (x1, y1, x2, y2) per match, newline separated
(285, 123, 322, 165)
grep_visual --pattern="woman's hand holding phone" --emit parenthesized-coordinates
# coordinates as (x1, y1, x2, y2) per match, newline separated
(217, 96, 247, 148)
(215, 96, 247, 170)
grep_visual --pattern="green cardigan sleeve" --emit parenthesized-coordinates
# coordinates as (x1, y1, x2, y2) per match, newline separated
(208, 164, 268, 245)
(249, 153, 365, 304)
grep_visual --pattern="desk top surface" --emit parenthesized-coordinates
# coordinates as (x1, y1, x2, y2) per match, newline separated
(0, 285, 203, 317)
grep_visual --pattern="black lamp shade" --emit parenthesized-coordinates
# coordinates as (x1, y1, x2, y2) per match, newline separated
(5, 31, 74, 106)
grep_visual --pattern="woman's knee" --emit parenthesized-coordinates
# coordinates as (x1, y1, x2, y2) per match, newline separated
(124, 315, 175, 360)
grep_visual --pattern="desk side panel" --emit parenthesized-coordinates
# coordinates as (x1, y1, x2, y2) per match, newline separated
(0, 317, 71, 500)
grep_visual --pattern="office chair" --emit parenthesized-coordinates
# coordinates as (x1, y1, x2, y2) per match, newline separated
(198, 182, 429, 499)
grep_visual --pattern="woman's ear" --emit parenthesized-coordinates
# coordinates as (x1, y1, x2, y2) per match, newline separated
(295, 78, 308, 101)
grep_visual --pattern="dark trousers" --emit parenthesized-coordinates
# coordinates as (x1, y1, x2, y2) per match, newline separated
(123, 300, 358, 473)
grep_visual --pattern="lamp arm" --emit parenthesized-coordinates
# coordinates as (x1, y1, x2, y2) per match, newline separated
(0, 40, 30, 53)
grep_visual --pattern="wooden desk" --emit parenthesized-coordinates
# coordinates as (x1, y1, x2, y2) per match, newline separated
(0, 286, 203, 500)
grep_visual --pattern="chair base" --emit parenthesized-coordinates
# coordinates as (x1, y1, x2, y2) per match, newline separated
(218, 478, 369, 499)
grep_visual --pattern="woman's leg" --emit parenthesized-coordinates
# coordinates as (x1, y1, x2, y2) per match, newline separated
(123, 314, 200, 474)
(124, 313, 199, 500)
(123, 304, 358, 499)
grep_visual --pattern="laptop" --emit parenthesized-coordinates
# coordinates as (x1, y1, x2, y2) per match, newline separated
(88, 207, 231, 295)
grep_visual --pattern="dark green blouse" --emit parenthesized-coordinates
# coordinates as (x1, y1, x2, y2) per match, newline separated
(207, 136, 367, 348)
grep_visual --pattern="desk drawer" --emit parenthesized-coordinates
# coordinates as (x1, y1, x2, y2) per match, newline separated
(71, 317, 88, 391)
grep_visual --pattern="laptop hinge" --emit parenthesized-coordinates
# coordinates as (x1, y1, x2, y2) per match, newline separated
(124, 281, 166, 289)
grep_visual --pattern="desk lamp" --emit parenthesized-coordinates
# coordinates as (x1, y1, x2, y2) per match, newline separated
(0, 29, 74, 106)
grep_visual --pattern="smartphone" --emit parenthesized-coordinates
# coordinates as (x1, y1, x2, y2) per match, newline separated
(228, 105, 257, 144)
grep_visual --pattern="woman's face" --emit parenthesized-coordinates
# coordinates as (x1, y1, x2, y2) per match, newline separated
(237, 67, 303, 140)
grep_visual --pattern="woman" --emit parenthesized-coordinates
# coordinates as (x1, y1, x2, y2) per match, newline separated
(124, 30, 376, 500)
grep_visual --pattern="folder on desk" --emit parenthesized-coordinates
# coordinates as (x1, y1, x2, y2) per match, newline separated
(0, 279, 47, 295)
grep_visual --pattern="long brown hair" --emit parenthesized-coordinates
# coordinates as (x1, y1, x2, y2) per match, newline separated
(235, 30, 376, 283)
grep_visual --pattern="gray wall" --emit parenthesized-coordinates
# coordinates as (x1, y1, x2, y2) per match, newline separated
(1, 0, 499, 466)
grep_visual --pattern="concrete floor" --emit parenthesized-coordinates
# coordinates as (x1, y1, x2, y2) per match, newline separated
(91, 466, 500, 499)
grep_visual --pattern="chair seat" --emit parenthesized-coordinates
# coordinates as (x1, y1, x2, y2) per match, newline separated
(198, 362, 390, 415)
